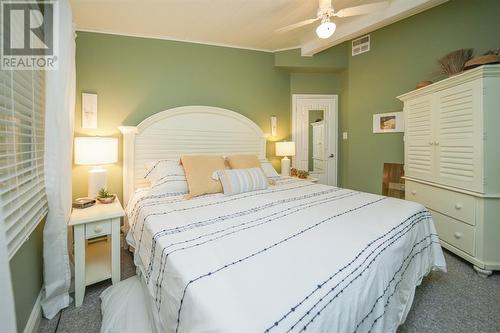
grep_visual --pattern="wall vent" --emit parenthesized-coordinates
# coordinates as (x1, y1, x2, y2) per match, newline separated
(352, 35, 370, 56)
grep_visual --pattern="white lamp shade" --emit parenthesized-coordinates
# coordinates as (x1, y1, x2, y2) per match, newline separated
(74, 137, 118, 165)
(276, 141, 296, 157)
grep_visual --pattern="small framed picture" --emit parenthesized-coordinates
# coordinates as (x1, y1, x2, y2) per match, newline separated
(373, 111, 404, 133)
(82, 93, 98, 129)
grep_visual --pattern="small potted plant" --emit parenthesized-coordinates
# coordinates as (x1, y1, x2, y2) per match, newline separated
(297, 169, 310, 179)
(97, 188, 116, 204)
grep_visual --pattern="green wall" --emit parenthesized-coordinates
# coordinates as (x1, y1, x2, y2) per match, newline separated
(74, 32, 291, 201)
(340, 0, 500, 193)
(9, 220, 44, 332)
(275, 0, 500, 194)
(339, 69, 350, 188)
(290, 72, 341, 95)
(73, 0, 500, 201)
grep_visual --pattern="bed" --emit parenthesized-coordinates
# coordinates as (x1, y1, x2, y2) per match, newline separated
(104, 106, 446, 333)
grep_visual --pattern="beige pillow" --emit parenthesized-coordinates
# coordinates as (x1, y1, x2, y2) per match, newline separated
(181, 155, 225, 198)
(225, 155, 261, 169)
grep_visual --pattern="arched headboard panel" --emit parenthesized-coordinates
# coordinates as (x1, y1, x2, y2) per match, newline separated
(119, 106, 267, 205)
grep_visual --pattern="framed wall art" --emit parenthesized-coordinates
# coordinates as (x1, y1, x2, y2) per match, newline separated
(82, 93, 98, 129)
(373, 111, 404, 133)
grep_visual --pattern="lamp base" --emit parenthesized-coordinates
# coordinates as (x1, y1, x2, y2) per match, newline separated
(88, 166, 107, 198)
(281, 157, 291, 176)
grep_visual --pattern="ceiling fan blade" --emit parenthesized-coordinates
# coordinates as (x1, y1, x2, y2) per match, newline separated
(334, 1, 389, 18)
(275, 17, 320, 33)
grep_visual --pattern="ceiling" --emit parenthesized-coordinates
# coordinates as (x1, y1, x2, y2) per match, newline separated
(70, 0, 448, 55)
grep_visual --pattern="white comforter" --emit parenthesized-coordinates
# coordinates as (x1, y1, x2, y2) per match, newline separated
(126, 179, 446, 333)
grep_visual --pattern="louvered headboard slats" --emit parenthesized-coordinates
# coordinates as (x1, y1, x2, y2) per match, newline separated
(119, 106, 267, 205)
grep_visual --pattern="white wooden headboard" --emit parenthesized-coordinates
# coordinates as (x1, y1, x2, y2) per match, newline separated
(118, 105, 267, 205)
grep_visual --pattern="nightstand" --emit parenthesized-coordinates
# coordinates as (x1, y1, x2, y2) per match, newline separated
(69, 198, 124, 307)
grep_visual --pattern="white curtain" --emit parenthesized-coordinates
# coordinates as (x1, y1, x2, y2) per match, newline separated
(0, 209, 17, 333)
(41, 0, 76, 319)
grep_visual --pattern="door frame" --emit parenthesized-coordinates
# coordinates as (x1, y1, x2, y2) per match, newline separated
(292, 94, 338, 186)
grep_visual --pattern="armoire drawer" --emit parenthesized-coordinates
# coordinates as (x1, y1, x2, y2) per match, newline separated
(405, 180, 475, 225)
(430, 209, 475, 256)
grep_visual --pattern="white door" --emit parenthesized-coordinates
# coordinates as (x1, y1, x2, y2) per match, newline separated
(292, 94, 338, 186)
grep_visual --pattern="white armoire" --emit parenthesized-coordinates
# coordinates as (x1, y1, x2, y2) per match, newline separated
(398, 65, 500, 277)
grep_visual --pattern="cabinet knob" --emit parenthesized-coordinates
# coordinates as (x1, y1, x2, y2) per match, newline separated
(455, 203, 463, 210)
(434, 141, 440, 146)
(454, 232, 462, 239)
(411, 190, 417, 195)
(94, 225, 103, 233)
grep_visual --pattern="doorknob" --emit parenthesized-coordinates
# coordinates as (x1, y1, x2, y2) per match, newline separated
(328, 153, 334, 158)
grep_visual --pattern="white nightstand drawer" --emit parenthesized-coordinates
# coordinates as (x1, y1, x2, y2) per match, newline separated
(430, 209, 475, 256)
(405, 180, 475, 225)
(85, 220, 111, 239)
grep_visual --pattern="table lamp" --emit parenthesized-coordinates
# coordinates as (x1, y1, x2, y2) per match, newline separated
(275, 141, 295, 176)
(74, 137, 118, 198)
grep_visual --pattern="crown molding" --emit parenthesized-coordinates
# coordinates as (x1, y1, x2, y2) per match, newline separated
(75, 28, 276, 53)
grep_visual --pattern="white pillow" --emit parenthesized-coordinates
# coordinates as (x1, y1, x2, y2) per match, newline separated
(259, 158, 280, 179)
(213, 168, 268, 196)
(144, 159, 188, 194)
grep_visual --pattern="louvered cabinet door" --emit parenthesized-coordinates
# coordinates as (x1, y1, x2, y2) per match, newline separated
(435, 81, 483, 192)
(404, 95, 435, 181)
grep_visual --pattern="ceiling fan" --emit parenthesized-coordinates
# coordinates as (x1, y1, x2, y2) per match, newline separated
(276, 0, 389, 39)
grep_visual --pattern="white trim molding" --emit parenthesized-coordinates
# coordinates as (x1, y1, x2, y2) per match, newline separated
(76, 29, 275, 53)
(23, 291, 42, 333)
(119, 106, 267, 206)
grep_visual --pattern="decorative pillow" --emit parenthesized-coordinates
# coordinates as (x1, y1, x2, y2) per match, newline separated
(181, 155, 225, 198)
(225, 154, 280, 180)
(259, 158, 280, 179)
(213, 167, 268, 196)
(144, 159, 188, 194)
(225, 155, 261, 169)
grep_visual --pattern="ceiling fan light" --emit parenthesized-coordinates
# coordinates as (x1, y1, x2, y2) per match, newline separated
(316, 21, 336, 39)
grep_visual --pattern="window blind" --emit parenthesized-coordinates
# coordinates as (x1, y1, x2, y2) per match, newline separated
(0, 66, 48, 260)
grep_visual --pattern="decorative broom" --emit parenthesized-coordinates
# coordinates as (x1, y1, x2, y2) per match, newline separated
(438, 48, 473, 77)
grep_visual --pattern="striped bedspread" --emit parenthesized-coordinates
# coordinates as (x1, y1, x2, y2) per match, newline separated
(126, 178, 446, 333)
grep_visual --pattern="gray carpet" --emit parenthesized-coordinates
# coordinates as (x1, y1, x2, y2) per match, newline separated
(39, 248, 500, 333)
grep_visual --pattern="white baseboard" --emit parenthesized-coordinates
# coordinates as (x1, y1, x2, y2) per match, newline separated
(23, 290, 42, 333)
